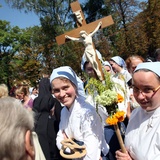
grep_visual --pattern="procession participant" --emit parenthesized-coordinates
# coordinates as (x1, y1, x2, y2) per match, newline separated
(82, 56, 129, 160)
(102, 60, 130, 160)
(29, 87, 38, 100)
(116, 62, 160, 160)
(33, 78, 64, 160)
(0, 96, 46, 160)
(125, 55, 144, 75)
(50, 66, 109, 160)
(15, 85, 34, 110)
(109, 56, 132, 86)
(125, 55, 144, 110)
(109, 56, 131, 124)
(102, 61, 114, 75)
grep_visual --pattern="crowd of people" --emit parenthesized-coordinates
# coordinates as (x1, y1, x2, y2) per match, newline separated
(0, 47, 160, 160)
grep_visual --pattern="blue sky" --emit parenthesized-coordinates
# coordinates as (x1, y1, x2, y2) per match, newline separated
(0, 0, 40, 29)
(0, 0, 85, 29)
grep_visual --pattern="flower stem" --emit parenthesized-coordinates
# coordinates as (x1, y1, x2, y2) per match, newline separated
(114, 124, 126, 153)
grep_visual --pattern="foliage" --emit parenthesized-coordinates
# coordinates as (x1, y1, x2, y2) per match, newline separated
(142, 0, 160, 56)
(0, 20, 22, 88)
(5, 0, 75, 35)
(85, 71, 125, 114)
(1, 0, 160, 89)
(85, 72, 114, 95)
(83, 0, 104, 23)
(4, 0, 83, 72)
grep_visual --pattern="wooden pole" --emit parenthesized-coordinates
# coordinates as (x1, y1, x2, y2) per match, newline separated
(114, 124, 126, 153)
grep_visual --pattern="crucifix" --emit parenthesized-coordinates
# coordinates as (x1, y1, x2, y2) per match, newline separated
(56, 1, 114, 81)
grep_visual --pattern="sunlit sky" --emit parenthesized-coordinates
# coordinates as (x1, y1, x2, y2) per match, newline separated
(0, 0, 40, 29)
(0, 0, 86, 29)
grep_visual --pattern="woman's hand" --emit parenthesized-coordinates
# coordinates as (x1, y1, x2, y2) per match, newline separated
(62, 130, 68, 139)
(115, 150, 132, 160)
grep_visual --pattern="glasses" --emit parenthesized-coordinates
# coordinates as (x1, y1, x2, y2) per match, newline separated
(133, 85, 160, 97)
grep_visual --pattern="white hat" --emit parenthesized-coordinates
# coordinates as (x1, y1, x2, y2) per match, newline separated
(134, 62, 160, 77)
(110, 56, 126, 69)
(50, 66, 86, 98)
(103, 61, 112, 68)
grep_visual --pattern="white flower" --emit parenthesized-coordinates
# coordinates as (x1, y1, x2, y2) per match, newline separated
(95, 89, 118, 106)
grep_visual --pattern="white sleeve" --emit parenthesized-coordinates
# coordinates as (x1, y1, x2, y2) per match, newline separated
(81, 110, 104, 160)
(56, 129, 64, 150)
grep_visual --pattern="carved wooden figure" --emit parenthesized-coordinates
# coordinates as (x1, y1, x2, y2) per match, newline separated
(56, 1, 114, 81)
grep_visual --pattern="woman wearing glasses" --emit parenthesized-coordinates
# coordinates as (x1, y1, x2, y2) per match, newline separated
(116, 62, 160, 160)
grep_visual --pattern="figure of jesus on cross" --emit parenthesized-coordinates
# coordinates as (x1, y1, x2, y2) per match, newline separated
(65, 21, 102, 81)
(56, 1, 114, 81)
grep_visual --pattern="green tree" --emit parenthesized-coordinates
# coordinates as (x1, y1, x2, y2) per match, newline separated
(0, 20, 22, 88)
(4, 0, 83, 73)
(4, 0, 160, 77)
(0, 20, 43, 88)
(121, 0, 160, 58)
(103, 0, 143, 57)
(143, 0, 160, 56)
(81, 0, 144, 59)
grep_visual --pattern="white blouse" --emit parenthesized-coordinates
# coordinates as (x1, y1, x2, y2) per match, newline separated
(125, 107, 160, 160)
(56, 97, 109, 160)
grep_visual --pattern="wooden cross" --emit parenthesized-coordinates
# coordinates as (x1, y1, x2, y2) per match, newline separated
(56, 1, 114, 81)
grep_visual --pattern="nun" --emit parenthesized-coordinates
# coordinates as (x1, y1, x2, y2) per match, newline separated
(109, 56, 132, 86)
(116, 62, 160, 160)
(50, 66, 109, 160)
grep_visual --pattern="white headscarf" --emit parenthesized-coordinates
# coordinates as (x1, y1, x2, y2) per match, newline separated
(103, 61, 112, 69)
(102, 61, 114, 74)
(110, 56, 126, 69)
(50, 66, 86, 98)
(134, 62, 160, 77)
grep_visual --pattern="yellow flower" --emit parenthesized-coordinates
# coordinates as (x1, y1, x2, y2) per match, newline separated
(114, 111, 125, 122)
(106, 116, 118, 125)
(106, 111, 125, 125)
(117, 93, 124, 103)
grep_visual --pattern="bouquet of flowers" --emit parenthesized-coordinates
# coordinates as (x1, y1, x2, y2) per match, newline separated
(85, 72, 126, 153)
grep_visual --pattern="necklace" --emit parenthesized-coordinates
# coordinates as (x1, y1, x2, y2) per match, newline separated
(146, 116, 153, 132)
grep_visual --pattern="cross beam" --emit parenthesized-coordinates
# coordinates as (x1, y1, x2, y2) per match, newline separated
(55, 1, 114, 81)
(56, 15, 114, 45)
